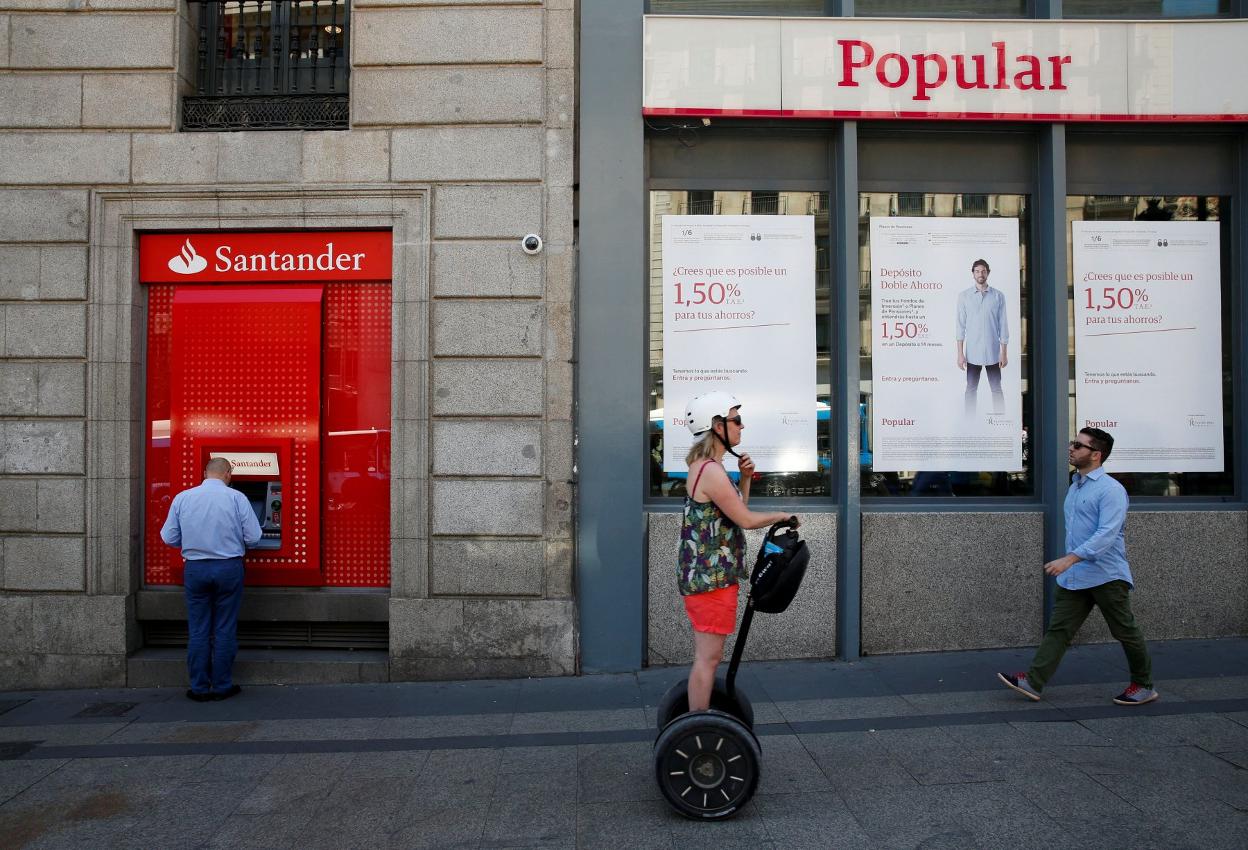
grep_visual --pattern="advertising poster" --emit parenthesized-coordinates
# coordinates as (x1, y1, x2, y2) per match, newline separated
(662, 215, 818, 473)
(1072, 221, 1224, 472)
(869, 217, 1023, 472)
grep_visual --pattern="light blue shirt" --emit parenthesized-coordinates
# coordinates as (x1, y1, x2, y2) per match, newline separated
(955, 285, 1009, 366)
(160, 478, 262, 561)
(1059, 467, 1134, 591)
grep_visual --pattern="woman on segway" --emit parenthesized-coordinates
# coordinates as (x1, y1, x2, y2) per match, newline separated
(679, 391, 798, 712)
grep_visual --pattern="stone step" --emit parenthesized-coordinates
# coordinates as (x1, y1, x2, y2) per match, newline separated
(126, 647, 390, 688)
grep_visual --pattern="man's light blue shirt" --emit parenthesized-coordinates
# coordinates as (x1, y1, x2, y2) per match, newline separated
(160, 478, 262, 560)
(955, 285, 1009, 366)
(1059, 466, 1134, 591)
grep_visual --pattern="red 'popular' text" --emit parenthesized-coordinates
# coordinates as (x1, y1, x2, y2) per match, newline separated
(838, 40, 1071, 102)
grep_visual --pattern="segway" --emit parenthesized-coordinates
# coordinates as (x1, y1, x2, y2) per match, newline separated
(653, 517, 809, 819)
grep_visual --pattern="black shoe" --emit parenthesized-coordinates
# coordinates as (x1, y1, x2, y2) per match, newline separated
(211, 685, 242, 701)
(186, 689, 214, 703)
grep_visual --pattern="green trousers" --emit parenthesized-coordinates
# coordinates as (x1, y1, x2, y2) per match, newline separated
(1027, 580, 1153, 692)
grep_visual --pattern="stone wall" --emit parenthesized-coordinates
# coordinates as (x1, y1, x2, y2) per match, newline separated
(861, 512, 1045, 654)
(1074, 511, 1248, 645)
(647, 512, 838, 665)
(0, 0, 577, 687)
(861, 510, 1248, 655)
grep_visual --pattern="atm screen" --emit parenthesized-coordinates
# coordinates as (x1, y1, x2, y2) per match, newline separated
(230, 480, 283, 550)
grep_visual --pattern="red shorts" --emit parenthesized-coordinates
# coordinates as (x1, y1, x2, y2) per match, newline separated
(683, 584, 740, 635)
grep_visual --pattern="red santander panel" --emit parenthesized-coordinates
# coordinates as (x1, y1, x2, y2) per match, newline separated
(322, 283, 391, 587)
(144, 284, 178, 586)
(144, 277, 392, 588)
(169, 285, 323, 586)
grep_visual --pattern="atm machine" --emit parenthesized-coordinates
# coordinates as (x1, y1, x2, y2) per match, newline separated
(195, 443, 290, 552)
(237, 477, 283, 550)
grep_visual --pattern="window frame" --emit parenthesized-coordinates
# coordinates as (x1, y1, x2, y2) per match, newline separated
(644, 185, 838, 505)
(183, 0, 351, 132)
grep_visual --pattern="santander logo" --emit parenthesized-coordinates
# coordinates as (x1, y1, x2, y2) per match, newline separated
(167, 239, 208, 275)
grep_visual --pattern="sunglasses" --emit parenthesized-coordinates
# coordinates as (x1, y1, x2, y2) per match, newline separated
(719, 415, 743, 426)
(1069, 440, 1096, 451)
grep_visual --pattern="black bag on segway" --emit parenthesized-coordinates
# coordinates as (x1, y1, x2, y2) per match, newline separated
(748, 520, 809, 614)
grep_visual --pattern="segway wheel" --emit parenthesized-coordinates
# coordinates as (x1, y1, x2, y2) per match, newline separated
(653, 710, 761, 819)
(655, 676, 754, 730)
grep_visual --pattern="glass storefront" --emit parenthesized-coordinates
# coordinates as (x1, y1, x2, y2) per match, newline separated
(648, 0, 1229, 16)
(858, 193, 1035, 497)
(1063, 1, 1229, 17)
(648, 190, 833, 498)
(581, 1, 1248, 670)
(642, 133, 1242, 507)
(1065, 195, 1234, 497)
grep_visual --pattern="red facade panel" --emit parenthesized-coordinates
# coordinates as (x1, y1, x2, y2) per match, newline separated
(321, 283, 391, 587)
(143, 234, 392, 589)
(170, 285, 324, 586)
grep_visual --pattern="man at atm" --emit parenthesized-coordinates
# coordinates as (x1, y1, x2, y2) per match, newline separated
(160, 457, 263, 702)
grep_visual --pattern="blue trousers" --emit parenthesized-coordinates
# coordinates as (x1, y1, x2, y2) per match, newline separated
(965, 363, 1004, 414)
(183, 557, 244, 694)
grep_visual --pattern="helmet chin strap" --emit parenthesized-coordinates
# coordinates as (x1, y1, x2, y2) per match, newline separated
(715, 418, 740, 459)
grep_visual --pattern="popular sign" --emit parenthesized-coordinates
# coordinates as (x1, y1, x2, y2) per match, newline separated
(139, 231, 392, 283)
(643, 17, 1248, 122)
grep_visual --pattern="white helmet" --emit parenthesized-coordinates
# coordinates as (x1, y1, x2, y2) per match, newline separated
(684, 391, 741, 436)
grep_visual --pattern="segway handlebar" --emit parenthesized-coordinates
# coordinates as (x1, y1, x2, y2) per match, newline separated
(757, 517, 799, 552)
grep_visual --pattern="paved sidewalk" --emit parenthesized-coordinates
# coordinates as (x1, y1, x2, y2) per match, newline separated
(2, 638, 1247, 849)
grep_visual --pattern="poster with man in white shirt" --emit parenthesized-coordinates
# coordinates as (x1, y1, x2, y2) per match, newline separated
(870, 216, 1023, 472)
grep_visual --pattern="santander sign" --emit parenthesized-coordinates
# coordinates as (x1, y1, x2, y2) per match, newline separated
(140, 231, 392, 284)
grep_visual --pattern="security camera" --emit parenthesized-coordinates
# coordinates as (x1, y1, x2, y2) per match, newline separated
(521, 234, 543, 255)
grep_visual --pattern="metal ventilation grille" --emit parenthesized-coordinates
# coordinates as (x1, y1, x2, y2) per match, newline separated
(143, 621, 387, 650)
(183, 94, 349, 130)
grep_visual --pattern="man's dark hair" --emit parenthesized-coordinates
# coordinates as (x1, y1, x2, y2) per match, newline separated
(971, 259, 990, 272)
(1080, 427, 1113, 460)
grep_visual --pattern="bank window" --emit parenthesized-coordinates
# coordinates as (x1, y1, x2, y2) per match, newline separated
(1063, 1, 1230, 18)
(647, 1, 824, 14)
(855, 0, 1027, 16)
(1066, 196, 1234, 498)
(183, 0, 350, 131)
(859, 192, 1034, 498)
(648, 190, 833, 499)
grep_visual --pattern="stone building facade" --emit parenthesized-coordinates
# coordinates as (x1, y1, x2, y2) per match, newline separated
(0, 0, 578, 688)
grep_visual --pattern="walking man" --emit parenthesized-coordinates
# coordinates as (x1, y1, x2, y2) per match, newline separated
(161, 457, 262, 702)
(998, 428, 1158, 705)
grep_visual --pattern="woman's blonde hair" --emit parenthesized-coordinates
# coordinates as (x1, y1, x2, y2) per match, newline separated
(685, 429, 720, 466)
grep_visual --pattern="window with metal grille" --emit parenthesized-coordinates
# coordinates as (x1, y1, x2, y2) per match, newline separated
(184, 0, 349, 131)
(896, 192, 927, 216)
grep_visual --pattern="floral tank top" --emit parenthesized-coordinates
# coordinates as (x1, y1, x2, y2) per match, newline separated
(678, 460, 748, 596)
